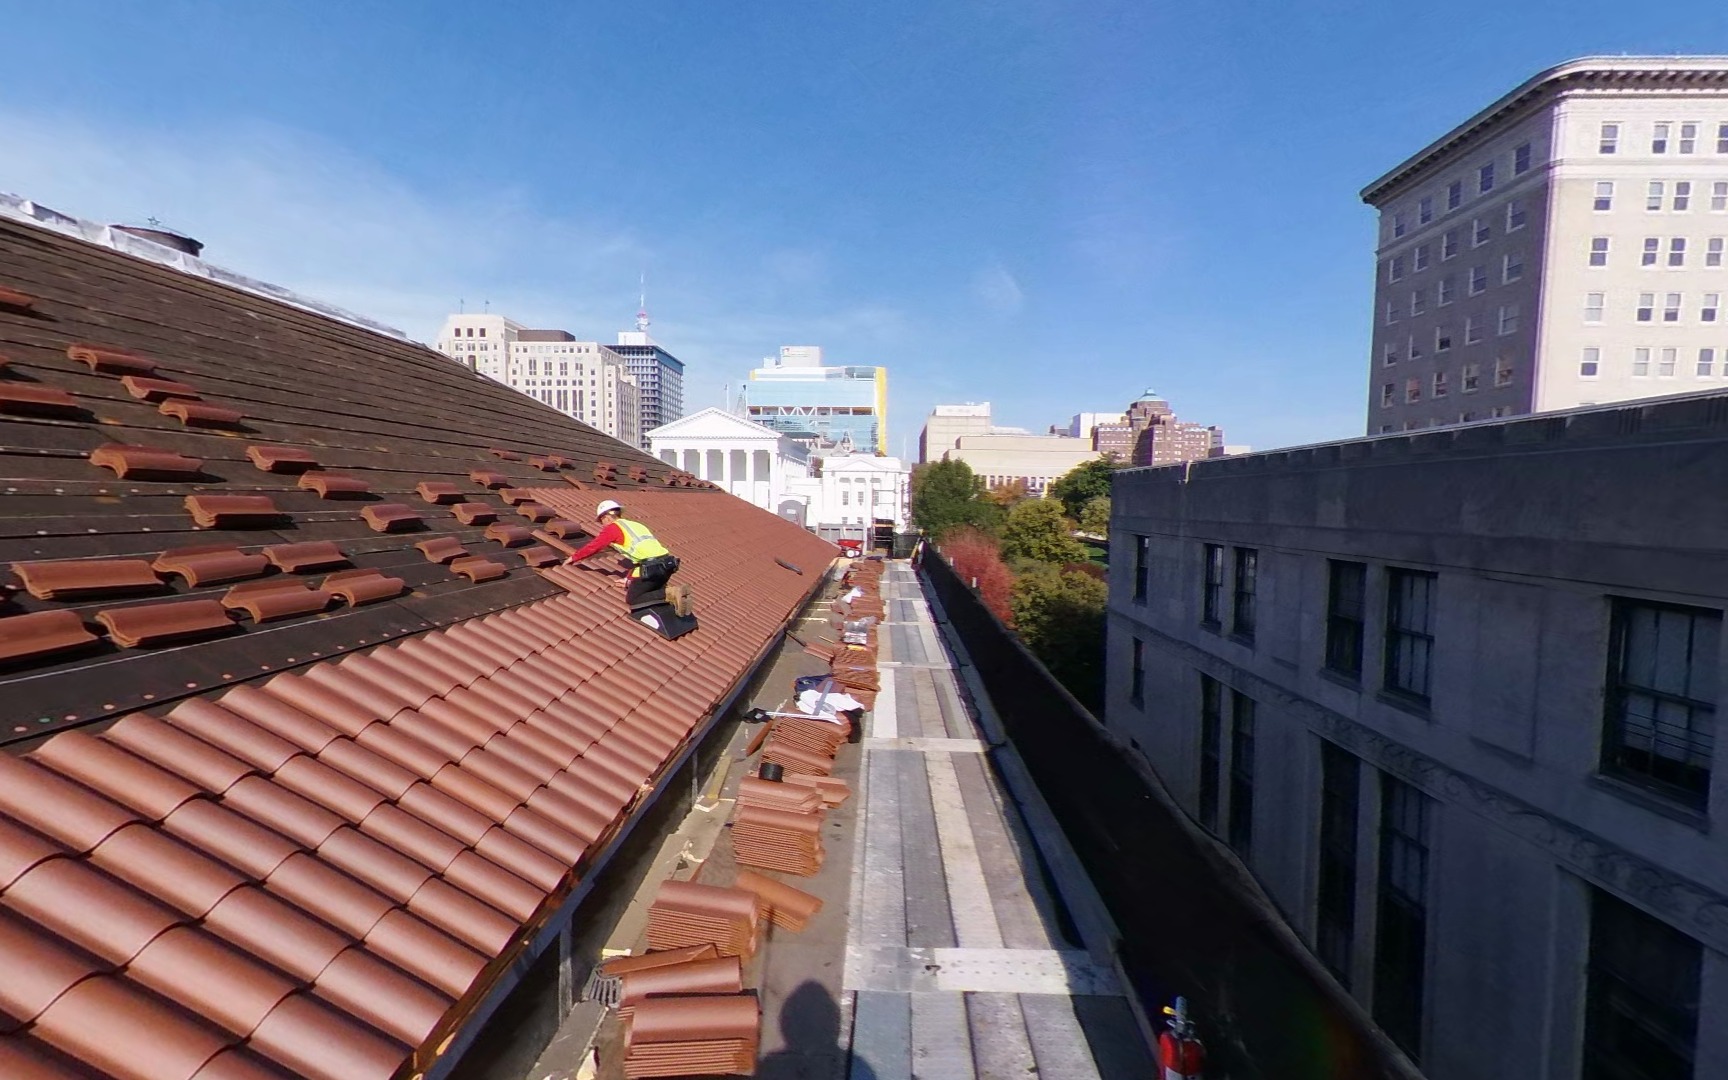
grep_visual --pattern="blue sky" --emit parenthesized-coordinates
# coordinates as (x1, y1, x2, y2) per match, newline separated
(4, 1, 1727, 453)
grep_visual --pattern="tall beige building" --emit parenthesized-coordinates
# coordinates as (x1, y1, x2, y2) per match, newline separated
(435, 313, 640, 446)
(1362, 57, 1728, 432)
(918, 402, 1102, 496)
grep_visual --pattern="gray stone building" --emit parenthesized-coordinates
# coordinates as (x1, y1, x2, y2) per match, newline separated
(1105, 392, 1728, 1079)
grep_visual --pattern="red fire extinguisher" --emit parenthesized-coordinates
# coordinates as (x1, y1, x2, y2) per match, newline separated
(1159, 996, 1205, 1079)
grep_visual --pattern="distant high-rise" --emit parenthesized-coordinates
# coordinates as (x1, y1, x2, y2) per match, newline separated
(742, 346, 887, 454)
(1362, 56, 1728, 432)
(434, 313, 639, 446)
(607, 297, 685, 448)
(1093, 390, 1219, 465)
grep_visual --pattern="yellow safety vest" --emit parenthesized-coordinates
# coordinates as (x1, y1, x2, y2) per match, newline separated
(610, 518, 670, 565)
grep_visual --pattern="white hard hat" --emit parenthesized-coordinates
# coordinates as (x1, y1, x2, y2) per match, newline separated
(594, 499, 623, 520)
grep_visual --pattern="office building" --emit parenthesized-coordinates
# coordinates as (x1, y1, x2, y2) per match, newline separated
(1092, 390, 1221, 465)
(742, 346, 888, 454)
(1106, 394, 1728, 1079)
(612, 307, 686, 446)
(435, 314, 640, 446)
(1363, 56, 1728, 432)
(918, 401, 1101, 496)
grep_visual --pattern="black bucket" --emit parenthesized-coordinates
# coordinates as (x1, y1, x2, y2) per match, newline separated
(759, 762, 785, 782)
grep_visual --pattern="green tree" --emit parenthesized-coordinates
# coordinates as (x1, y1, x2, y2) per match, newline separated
(1048, 457, 1119, 521)
(999, 497, 1087, 566)
(911, 459, 1003, 539)
(1009, 563, 1109, 709)
(1078, 495, 1112, 536)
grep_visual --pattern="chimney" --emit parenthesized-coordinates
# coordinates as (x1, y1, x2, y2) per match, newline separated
(111, 225, 204, 258)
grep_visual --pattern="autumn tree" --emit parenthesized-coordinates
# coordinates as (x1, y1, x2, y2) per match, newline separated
(1078, 495, 1112, 536)
(1048, 457, 1119, 521)
(984, 478, 1030, 507)
(941, 526, 1015, 624)
(999, 497, 1087, 567)
(911, 459, 1003, 539)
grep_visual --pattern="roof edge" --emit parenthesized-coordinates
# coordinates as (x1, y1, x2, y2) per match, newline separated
(0, 190, 411, 341)
(1360, 56, 1728, 205)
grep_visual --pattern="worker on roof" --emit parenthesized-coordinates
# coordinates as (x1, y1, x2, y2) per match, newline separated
(566, 500, 683, 610)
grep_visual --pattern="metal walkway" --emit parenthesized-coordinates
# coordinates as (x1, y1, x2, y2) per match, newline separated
(843, 565, 1155, 1080)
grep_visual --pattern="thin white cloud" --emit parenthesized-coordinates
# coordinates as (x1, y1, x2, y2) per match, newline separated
(971, 263, 1024, 315)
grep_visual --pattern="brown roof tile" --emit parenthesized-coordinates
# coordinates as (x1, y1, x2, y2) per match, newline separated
(450, 502, 498, 526)
(296, 472, 371, 498)
(0, 384, 87, 418)
(321, 569, 406, 606)
(245, 446, 317, 473)
(359, 504, 421, 533)
(416, 481, 463, 505)
(0, 285, 36, 312)
(95, 600, 236, 648)
(87, 444, 204, 480)
(66, 343, 157, 376)
(261, 541, 349, 574)
(160, 399, 244, 428)
(120, 376, 199, 403)
(0, 610, 102, 665)
(183, 495, 283, 529)
(10, 559, 164, 600)
(152, 547, 271, 587)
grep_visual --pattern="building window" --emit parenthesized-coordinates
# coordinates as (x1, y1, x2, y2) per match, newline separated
(1133, 536, 1150, 603)
(1602, 598, 1720, 808)
(1496, 360, 1515, 387)
(1505, 199, 1527, 231)
(1464, 316, 1482, 345)
(1581, 347, 1601, 377)
(1637, 292, 1655, 322)
(1714, 181, 1728, 211)
(1514, 142, 1532, 174)
(1584, 889, 1701, 1080)
(1130, 638, 1145, 708)
(1410, 290, 1425, 317)
(1472, 217, 1490, 246)
(1674, 181, 1693, 211)
(1634, 348, 1652, 377)
(1680, 122, 1698, 155)
(1664, 293, 1682, 323)
(1385, 300, 1399, 325)
(1437, 276, 1455, 306)
(1469, 265, 1487, 294)
(1405, 378, 1421, 404)
(1699, 348, 1717, 377)
(1653, 122, 1672, 154)
(1231, 548, 1258, 641)
(1201, 544, 1225, 628)
(1502, 252, 1523, 283)
(1660, 347, 1678, 377)
(1381, 382, 1395, 408)
(1316, 742, 1361, 984)
(1594, 181, 1615, 211)
(1227, 690, 1255, 857)
(1590, 237, 1611, 267)
(1325, 561, 1367, 680)
(1383, 569, 1436, 703)
(1392, 211, 1407, 238)
(1600, 122, 1620, 154)
(1477, 162, 1495, 193)
(1647, 180, 1666, 212)
(1719, 122, 1728, 154)
(1413, 245, 1430, 272)
(1441, 229, 1458, 260)
(1389, 256, 1405, 283)
(1199, 675, 1222, 831)
(1462, 362, 1480, 391)
(1435, 327, 1452, 352)
(1498, 303, 1520, 335)
(1418, 196, 1433, 224)
(1375, 775, 1431, 1059)
(1708, 238, 1724, 267)
(1669, 237, 1687, 267)
(1383, 342, 1399, 367)
(1642, 238, 1660, 266)
(1446, 180, 1462, 209)
(1586, 292, 1605, 322)
(1432, 371, 1448, 398)
(1703, 293, 1720, 322)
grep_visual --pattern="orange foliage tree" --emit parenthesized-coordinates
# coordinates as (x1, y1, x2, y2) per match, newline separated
(941, 527, 1016, 625)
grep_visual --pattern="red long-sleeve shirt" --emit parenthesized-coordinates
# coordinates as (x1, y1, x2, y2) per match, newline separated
(567, 521, 626, 564)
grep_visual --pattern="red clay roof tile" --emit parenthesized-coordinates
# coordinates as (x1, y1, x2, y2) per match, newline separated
(159, 801, 298, 883)
(120, 376, 199, 403)
(0, 384, 89, 418)
(31, 975, 229, 1080)
(360, 504, 421, 533)
(469, 470, 508, 488)
(4, 858, 182, 965)
(313, 946, 451, 1045)
(10, 559, 162, 600)
(483, 523, 534, 547)
(183, 495, 282, 529)
(0, 910, 103, 1025)
(321, 569, 405, 606)
(96, 599, 235, 648)
(414, 537, 467, 565)
(153, 548, 270, 587)
(450, 502, 498, 525)
(30, 733, 200, 822)
(87, 825, 245, 919)
(245, 446, 318, 473)
(0, 610, 102, 664)
(247, 991, 406, 1080)
(222, 582, 333, 622)
(160, 398, 244, 428)
(297, 472, 371, 498)
(124, 926, 294, 1038)
(451, 557, 507, 582)
(66, 343, 157, 376)
(261, 541, 348, 573)
(416, 481, 463, 505)
(0, 284, 36, 311)
(87, 444, 204, 480)
(199, 885, 350, 982)
(103, 714, 256, 795)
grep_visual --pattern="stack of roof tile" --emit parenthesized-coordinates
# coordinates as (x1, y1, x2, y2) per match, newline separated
(736, 775, 822, 815)
(619, 993, 760, 1078)
(644, 880, 763, 959)
(585, 943, 720, 1006)
(762, 715, 851, 759)
(618, 954, 744, 1005)
(731, 868, 823, 933)
(730, 802, 825, 877)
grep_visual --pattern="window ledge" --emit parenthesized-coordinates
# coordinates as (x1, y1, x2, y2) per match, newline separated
(1318, 668, 1363, 693)
(1199, 620, 1222, 635)
(1229, 633, 1257, 649)
(1589, 773, 1710, 832)
(1374, 690, 1433, 721)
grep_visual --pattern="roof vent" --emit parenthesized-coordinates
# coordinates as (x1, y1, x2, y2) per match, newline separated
(112, 225, 204, 257)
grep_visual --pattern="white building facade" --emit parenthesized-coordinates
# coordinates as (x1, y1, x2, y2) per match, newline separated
(435, 315, 640, 445)
(1106, 396, 1728, 1080)
(1363, 57, 1728, 432)
(919, 402, 1103, 495)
